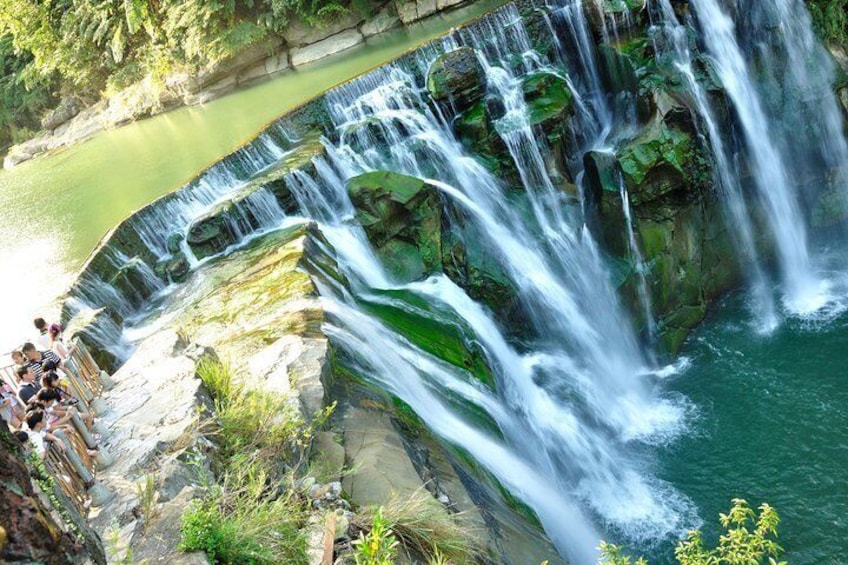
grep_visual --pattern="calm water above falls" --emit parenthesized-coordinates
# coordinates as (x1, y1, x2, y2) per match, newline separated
(656, 289, 848, 564)
(0, 0, 506, 350)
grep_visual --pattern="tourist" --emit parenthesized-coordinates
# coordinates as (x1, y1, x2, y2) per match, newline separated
(25, 410, 65, 457)
(33, 317, 52, 350)
(48, 323, 80, 376)
(21, 342, 65, 380)
(15, 365, 40, 404)
(41, 371, 77, 406)
(0, 380, 24, 428)
(10, 349, 25, 367)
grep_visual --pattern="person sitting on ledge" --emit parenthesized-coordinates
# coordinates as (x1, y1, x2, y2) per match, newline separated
(0, 379, 24, 429)
(25, 409, 65, 457)
(37, 380, 94, 431)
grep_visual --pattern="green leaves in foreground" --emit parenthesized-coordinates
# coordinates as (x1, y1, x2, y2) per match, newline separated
(600, 499, 787, 565)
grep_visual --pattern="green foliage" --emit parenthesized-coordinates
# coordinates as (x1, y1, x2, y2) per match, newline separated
(0, 34, 55, 148)
(807, 0, 848, 43)
(355, 489, 484, 564)
(0, 0, 371, 136)
(353, 507, 399, 565)
(179, 471, 307, 565)
(599, 499, 786, 565)
(183, 359, 333, 565)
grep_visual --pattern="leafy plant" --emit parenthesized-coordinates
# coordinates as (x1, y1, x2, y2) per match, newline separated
(599, 499, 786, 565)
(181, 359, 334, 564)
(353, 507, 399, 565)
(354, 489, 484, 564)
(807, 0, 848, 43)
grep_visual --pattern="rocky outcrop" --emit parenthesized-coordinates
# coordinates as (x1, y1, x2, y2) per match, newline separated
(283, 13, 364, 47)
(396, 0, 440, 24)
(41, 97, 84, 131)
(361, 4, 402, 37)
(291, 29, 366, 66)
(426, 46, 487, 111)
(347, 171, 445, 281)
(0, 421, 103, 564)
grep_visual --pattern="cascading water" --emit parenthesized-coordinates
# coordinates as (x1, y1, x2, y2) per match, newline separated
(291, 13, 694, 557)
(689, 0, 826, 313)
(617, 174, 656, 344)
(651, 0, 778, 331)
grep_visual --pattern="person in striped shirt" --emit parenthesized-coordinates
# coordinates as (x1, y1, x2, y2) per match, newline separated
(20, 342, 64, 380)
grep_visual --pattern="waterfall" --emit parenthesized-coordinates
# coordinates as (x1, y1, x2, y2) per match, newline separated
(652, 0, 778, 331)
(618, 174, 656, 343)
(689, 0, 827, 314)
(59, 0, 848, 561)
(313, 22, 693, 555)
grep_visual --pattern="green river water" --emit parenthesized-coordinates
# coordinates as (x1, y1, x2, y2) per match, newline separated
(0, 0, 505, 350)
(653, 290, 848, 564)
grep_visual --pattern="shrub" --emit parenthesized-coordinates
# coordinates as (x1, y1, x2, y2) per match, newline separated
(353, 507, 399, 565)
(354, 489, 484, 564)
(599, 499, 786, 565)
(183, 359, 333, 564)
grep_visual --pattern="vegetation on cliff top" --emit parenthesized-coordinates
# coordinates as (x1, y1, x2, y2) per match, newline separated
(0, 0, 376, 148)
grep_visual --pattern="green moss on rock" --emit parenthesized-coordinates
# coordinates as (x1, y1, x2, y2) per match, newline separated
(427, 47, 487, 111)
(347, 171, 444, 282)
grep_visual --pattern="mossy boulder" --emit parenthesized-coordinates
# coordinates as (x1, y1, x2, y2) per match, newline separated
(632, 197, 739, 355)
(582, 0, 646, 39)
(108, 257, 162, 309)
(617, 108, 710, 205)
(361, 289, 496, 388)
(186, 203, 238, 260)
(427, 47, 487, 111)
(247, 136, 326, 214)
(154, 252, 191, 283)
(166, 233, 184, 255)
(347, 171, 444, 282)
(453, 99, 515, 180)
(522, 71, 575, 131)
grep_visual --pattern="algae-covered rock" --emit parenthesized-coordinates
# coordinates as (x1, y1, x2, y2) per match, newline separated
(427, 47, 487, 111)
(617, 108, 710, 205)
(186, 203, 238, 260)
(108, 257, 162, 309)
(166, 233, 184, 255)
(453, 99, 514, 179)
(249, 136, 326, 214)
(347, 171, 444, 281)
(522, 71, 575, 130)
(582, 0, 646, 39)
(154, 252, 191, 283)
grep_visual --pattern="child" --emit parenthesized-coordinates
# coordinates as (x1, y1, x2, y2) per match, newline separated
(25, 410, 65, 457)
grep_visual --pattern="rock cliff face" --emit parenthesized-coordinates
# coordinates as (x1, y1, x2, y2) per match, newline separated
(0, 422, 102, 564)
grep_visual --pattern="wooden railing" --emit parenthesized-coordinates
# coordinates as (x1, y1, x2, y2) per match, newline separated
(1, 338, 114, 516)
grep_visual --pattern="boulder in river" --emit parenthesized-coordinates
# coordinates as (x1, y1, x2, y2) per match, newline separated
(427, 47, 487, 112)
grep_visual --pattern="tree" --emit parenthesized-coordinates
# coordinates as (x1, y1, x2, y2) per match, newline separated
(599, 499, 787, 565)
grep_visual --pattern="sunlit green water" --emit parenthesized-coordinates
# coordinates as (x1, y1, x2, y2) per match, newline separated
(652, 291, 848, 564)
(0, 0, 505, 349)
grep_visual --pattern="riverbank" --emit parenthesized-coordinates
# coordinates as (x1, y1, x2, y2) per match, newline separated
(2, 0, 504, 171)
